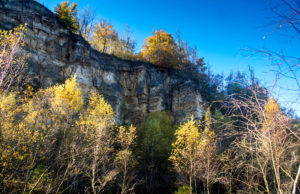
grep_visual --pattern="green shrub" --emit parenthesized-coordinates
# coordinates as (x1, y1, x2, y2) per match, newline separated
(137, 111, 177, 192)
(175, 185, 191, 194)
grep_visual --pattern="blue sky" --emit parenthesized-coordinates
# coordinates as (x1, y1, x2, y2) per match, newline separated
(41, 0, 300, 115)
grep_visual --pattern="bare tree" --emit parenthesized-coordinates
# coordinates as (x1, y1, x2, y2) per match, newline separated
(250, 0, 300, 93)
(123, 24, 136, 58)
(78, 6, 96, 41)
(269, 0, 300, 38)
(0, 25, 27, 92)
(222, 89, 300, 193)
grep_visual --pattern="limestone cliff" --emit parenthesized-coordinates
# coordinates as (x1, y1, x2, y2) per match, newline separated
(0, 0, 205, 124)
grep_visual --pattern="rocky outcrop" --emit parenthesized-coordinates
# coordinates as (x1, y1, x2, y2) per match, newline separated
(0, 0, 205, 124)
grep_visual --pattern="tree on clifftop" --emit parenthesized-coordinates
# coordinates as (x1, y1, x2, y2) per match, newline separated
(141, 30, 178, 68)
(55, 1, 79, 31)
(91, 19, 118, 54)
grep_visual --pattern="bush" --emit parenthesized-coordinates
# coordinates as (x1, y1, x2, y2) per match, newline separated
(175, 185, 191, 194)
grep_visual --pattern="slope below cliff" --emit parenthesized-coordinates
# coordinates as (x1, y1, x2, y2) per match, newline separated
(0, 0, 205, 124)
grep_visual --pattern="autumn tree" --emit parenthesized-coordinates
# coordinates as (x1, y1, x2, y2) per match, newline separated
(0, 75, 110, 193)
(170, 109, 220, 194)
(0, 92, 51, 192)
(169, 117, 202, 194)
(0, 74, 84, 192)
(198, 109, 219, 194)
(247, 2, 300, 190)
(0, 65, 144, 193)
(115, 125, 138, 194)
(55, 1, 79, 31)
(91, 19, 118, 53)
(141, 30, 178, 68)
(0, 93, 24, 192)
(46, 75, 84, 192)
(223, 93, 300, 193)
(77, 90, 117, 193)
(260, 99, 299, 193)
(20, 75, 82, 192)
(0, 25, 27, 92)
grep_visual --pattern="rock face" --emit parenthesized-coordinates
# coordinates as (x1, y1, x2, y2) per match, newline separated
(0, 0, 205, 124)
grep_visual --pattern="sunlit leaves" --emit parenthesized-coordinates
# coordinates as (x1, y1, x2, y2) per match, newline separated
(169, 112, 217, 193)
(55, 1, 79, 31)
(91, 19, 118, 53)
(0, 74, 138, 192)
(51, 74, 83, 116)
(141, 30, 178, 68)
(117, 125, 137, 150)
(115, 125, 138, 194)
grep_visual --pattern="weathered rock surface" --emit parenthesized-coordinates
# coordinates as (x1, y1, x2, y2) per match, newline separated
(0, 0, 205, 124)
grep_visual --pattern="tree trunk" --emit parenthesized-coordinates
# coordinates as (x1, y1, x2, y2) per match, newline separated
(292, 165, 300, 194)
(121, 159, 127, 194)
(207, 159, 210, 194)
(189, 174, 192, 194)
(194, 177, 197, 194)
(190, 156, 193, 194)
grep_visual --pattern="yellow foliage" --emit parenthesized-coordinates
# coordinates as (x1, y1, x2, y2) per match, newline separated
(262, 98, 286, 134)
(203, 108, 215, 146)
(78, 89, 115, 143)
(80, 90, 114, 127)
(0, 75, 85, 190)
(264, 98, 281, 122)
(55, 1, 79, 31)
(50, 74, 84, 115)
(0, 73, 141, 192)
(0, 92, 17, 117)
(0, 92, 45, 173)
(0, 92, 18, 135)
(91, 19, 118, 53)
(204, 108, 212, 132)
(117, 125, 137, 150)
(169, 117, 201, 173)
(76, 90, 118, 193)
(0, 25, 27, 91)
(170, 114, 217, 190)
(0, 25, 26, 48)
(115, 124, 137, 194)
(141, 30, 178, 68)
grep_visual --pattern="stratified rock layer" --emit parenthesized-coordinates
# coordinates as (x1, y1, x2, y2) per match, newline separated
(0, 0, 205, 124)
